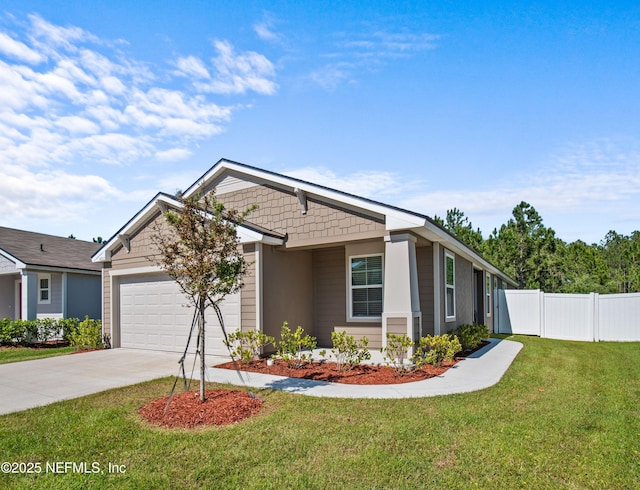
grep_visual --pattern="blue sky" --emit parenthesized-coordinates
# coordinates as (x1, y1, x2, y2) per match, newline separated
(1, 1, 639, 244)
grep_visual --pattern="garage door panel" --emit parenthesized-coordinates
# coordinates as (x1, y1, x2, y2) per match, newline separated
(119, 274, 239, 355)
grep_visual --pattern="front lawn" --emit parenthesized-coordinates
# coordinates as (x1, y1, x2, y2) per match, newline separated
(0, 345, 76, 365)
(0, 336, 638, 489)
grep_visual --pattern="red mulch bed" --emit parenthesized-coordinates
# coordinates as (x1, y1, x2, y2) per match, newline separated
(139, 341, 489, 429)
(216, 359, 453, 384)
(139, 389, 263, 429)
(215, 341, 490, 385)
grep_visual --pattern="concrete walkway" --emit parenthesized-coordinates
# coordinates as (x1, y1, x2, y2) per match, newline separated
(0, 338, 522, 415)
(206, 338, 523, 399)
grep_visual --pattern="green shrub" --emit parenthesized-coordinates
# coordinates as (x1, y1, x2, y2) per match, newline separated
(0, 318, 25, 345)
(413, 334, 462, 367)
(275, 322, 317, 368)
(0, 317, 84, 346)
(224, 329, 275, 363)
(331, 331, 371, 371)
(59, 317, 80, 341)
(34, 317, 60, 343)
(21, 320, 39, 344)
(68, 316, 103, 350)
(450, 323, 489, 351)
(381, 333, 414, 374)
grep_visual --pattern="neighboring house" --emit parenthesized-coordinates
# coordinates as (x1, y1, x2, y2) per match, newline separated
(92, 159, 517, 355)
(0, 227, 102, 320)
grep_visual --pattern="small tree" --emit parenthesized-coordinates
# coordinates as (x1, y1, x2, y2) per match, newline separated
(152, 189, 254, 402)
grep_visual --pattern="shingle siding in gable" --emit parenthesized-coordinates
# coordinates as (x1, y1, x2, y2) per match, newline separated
(110, 211, 165, 270)
(216, 184, 386, 246)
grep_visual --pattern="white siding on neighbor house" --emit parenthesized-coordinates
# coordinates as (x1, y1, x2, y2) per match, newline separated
(0, 254, 16, 273)
(498, 290, 640, 341)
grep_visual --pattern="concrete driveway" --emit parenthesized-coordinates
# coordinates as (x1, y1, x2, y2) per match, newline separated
(0, 349, 201, 416)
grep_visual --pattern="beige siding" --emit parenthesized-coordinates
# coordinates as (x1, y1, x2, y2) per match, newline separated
(387, 317, 407, 335)
(217, 184, 386, 248)
(102, 264, 111, 337)
(332, 326, 383, 349)
(262, 245, 314, 342)
(416, 245, 434, 335)
(313, 247, 382, 348)
(241, 244, 256, 333)
(442, 249, 474, 332)
(110, 211, 166, 270)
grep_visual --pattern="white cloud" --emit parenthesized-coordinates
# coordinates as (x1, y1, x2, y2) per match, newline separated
(0, 14, 260, 174)
(55, 115, 100, 134)
(0, 13, 278, 240)
(284, 139, 640, 243)
(28, 13, 96, 51)
(0, 162, 119, 221)
(155, 148, 192, 161)
(398, 138, 640, 240)
(198, 40, 278, 95)
(283, 166, 420, 198)
(340, 31, 440, 57)
(254, 22, 279, 42)
(174, 55, 210, 79)
(308, 63, 353, 91)
(0, 32, 45, 64)
(309, 27, 439, 90)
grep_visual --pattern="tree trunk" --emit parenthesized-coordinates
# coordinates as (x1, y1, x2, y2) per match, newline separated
(199, 296, 206, 402)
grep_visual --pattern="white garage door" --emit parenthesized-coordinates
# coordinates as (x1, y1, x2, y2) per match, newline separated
(119, 274, 239, 356)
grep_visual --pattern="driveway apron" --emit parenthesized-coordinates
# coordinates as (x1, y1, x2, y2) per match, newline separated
(0, 349, 185, 415)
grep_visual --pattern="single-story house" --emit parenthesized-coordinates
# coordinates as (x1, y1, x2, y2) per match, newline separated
(0, 227, 102, 320)
(92, 159, 517, 355)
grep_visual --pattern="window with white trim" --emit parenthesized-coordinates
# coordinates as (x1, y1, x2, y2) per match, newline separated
(486, 273, 491, 316)
(38, 274, 51, 304)
(349, 254, 383, 319)
(444, 251, 455, 320)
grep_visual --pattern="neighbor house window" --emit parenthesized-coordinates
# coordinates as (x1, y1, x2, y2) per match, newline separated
(350, 254, 383, 319)
(486, 273, 492, 316)
(444, 251, 455, 320)
(38, 274, 51, 304)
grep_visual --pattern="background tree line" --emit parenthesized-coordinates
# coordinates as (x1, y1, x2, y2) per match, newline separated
(434, 202, 640, 293)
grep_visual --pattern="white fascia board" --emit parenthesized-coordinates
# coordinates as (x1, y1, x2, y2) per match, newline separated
(188, 160, 421, 227)
(414, 220, 516, 287)
(110, 265, 164, 277)
(0, 248, 25, 269)
(92, 194, 178, 263)
(385, 211, 428, 231)
(92, 192, 282, 264)
(22, 265, 101, 276)
(236, 227, 283, 245)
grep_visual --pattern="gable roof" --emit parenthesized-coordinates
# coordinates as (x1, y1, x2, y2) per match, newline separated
(187, 158, 518, 286)
(91, 192, 285, 263)
(0, 226, 101, 272)
(94, 158, 517, 287)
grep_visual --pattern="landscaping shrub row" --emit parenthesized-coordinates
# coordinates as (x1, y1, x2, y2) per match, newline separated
(225, 321, 490, 374)
(0, 316, 105, 350)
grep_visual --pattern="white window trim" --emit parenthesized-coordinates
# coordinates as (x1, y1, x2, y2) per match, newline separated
(347, 253, 384, 322)
(444, 250, 456, 321)
(38, 273, 51, 305)
(486, 272, 492, 317)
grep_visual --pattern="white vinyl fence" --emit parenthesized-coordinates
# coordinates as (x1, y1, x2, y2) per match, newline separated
(497, 290, 640, 342)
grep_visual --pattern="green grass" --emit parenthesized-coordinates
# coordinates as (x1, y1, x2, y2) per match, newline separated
(0, 346, 76, 365)
(0, 336, 638, 489)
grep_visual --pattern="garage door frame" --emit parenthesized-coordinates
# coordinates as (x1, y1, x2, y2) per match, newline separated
(109, 266, 239, 354)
